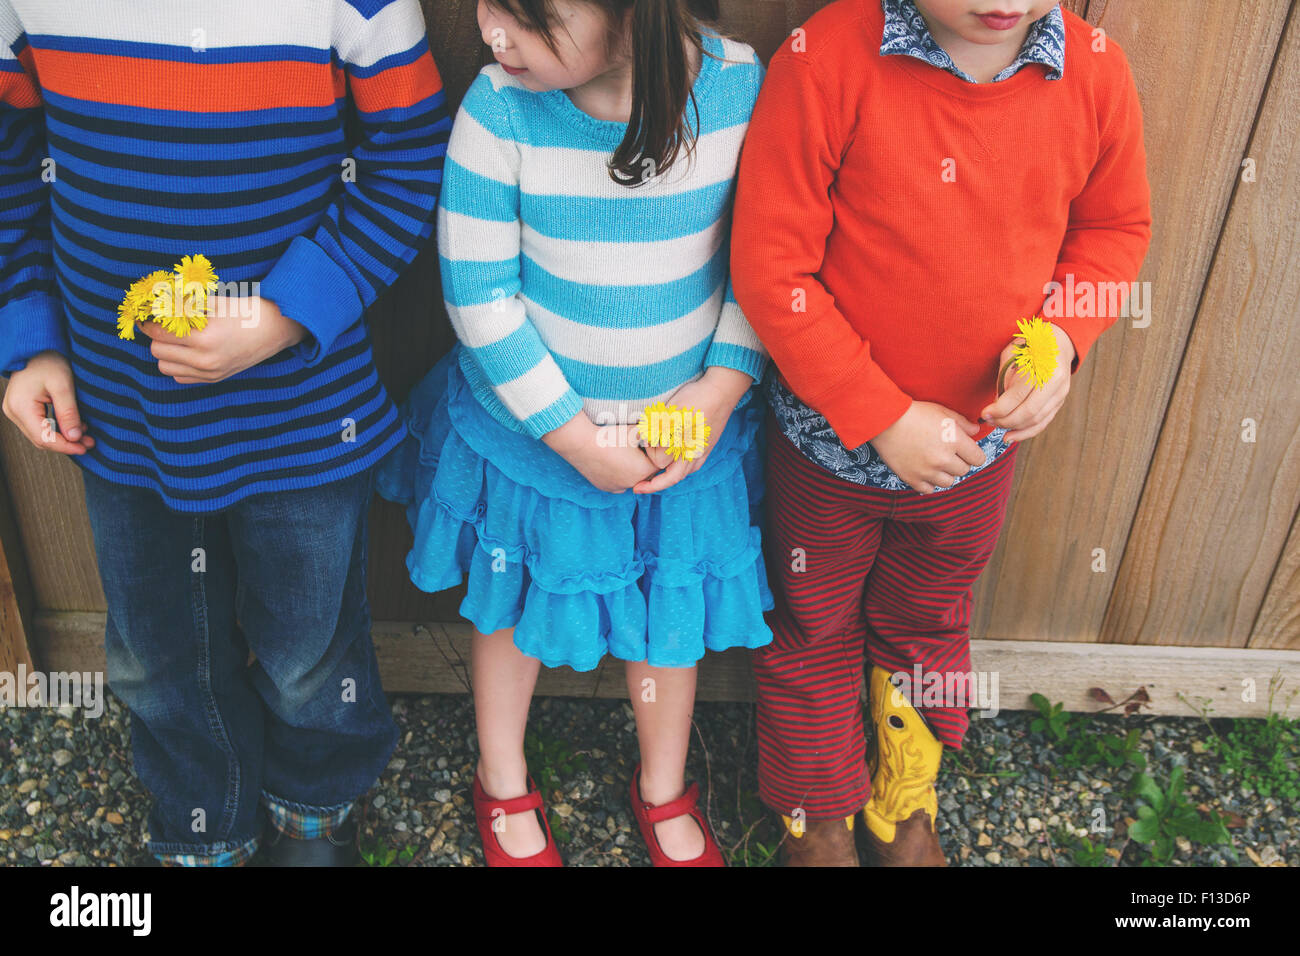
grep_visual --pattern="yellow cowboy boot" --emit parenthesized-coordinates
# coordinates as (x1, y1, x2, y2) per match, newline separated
(779, 812, 859, 867)
(860, 665, 948, 866)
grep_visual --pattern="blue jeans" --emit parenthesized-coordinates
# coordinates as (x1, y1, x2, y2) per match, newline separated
(80, 464, 398, 864)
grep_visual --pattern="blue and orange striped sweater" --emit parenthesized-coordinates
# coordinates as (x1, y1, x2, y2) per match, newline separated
(0, 0, 449, 511)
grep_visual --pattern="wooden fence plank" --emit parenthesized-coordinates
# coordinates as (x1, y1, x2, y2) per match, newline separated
(371, 0, 508, 624)
(0, 469, 36, 674)
(970, 0, 1292, 643)
(1252, 505, 1300, 650)
(0, 405, 102, 612)
(1107, 4, 1300, 648)
(34, 611, 1300, 718)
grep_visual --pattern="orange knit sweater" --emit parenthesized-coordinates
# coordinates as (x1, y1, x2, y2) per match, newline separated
(730, 0, 1151, 450)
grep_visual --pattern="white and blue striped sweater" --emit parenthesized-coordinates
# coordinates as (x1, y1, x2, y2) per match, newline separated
(437, 30, 767, 439)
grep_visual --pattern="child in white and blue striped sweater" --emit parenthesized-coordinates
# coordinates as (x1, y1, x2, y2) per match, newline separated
(376, 0, 771, 867)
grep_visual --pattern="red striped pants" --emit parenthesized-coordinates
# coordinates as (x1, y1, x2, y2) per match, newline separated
(755, 414, 1020, 819)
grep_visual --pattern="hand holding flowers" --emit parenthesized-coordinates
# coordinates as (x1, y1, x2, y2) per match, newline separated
(979, 316, 1076, 444)
(118, 255, 307, 384)
(632, 366, 750, 494)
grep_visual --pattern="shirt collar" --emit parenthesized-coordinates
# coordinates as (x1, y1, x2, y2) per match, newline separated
(880, 0, 1066, 83)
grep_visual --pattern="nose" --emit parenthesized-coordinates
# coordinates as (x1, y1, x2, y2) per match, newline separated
(480, 14, 511, 52)
(484, 25, 512, 51)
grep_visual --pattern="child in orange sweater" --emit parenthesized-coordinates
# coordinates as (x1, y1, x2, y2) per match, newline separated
(730, 0, 1150, 866)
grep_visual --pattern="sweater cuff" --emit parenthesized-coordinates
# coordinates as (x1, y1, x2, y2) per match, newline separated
(802, 357, 913, 451)
(1, 292, 70, 375)
(457, 348, 585, 440)
(705, 341, 767, 383)
(260, 236, 364, 367)
(1045, 315, 1103, 375)
(520, 389, 586, 440)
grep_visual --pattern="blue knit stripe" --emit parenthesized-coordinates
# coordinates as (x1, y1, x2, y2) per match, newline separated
(28, 35, 334, 65)
(517, 248, 726, 326)
(555, 339, 713, 401)
(438, 160, 519, 222)
(460, 321, 554, 388)
(517, 184, 734, 243)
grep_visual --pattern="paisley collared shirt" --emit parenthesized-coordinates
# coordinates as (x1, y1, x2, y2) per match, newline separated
(880, 0, 1066, 83)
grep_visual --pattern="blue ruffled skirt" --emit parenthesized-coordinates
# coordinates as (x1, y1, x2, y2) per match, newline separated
(375, 347, 774, 671)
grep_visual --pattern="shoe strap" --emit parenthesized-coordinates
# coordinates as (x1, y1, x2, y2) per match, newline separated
(479, 778, 544, 818)
(639, 780, 702, 825)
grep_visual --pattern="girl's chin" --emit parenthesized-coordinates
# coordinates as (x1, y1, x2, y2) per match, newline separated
(513, 73, 553, 91)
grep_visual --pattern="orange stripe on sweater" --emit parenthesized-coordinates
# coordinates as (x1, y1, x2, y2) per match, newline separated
(348, 54, 443, 114)
(31, 49, 346, 111)
(0, 70, 41, 109)
(1, 47, 42, 108)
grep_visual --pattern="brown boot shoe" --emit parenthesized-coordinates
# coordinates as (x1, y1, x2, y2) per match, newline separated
(779, 814, 859, 867)
(860, 666, 949, 867)
(860, 809, 947, 866)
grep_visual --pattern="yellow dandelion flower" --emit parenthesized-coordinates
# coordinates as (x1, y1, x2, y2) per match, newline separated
(115, 290, 145, 340)
(154, 309, 184, 337)
(146, 271, 177, 320)
(117, 255, 218, 340)
(173, 253, 217, 316)
(155, 299, 209, 339)
(998, 316, 1059, 393)
(116, 271, 170, 340)
(638, 401, 712, 462)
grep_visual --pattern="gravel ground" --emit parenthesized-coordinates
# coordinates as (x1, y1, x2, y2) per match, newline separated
(1, 691, 1295, 867)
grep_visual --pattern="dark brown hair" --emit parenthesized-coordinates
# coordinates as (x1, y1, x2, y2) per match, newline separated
(485, 0, 721, 186)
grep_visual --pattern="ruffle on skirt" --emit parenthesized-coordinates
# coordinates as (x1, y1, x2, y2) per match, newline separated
(375, 347, 774, 672)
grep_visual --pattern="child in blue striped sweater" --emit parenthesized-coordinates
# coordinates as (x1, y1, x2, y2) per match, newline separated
(0, 0, 447, 866)
(377, 0, 772, 866)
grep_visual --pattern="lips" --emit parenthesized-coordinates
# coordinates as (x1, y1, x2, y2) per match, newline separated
(498, 62, 527, 75)
(976, 11, 1023, 30)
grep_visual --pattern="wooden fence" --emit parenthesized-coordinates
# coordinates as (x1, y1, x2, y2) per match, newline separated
(2, 0, 1299, 718)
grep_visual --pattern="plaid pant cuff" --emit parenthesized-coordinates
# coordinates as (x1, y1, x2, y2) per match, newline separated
(261, 791, 353, 840)
(155, 835, 259, 867)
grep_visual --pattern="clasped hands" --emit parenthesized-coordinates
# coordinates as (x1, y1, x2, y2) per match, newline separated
(871, 323, 1077, 495)
(544, 366, 752, 496)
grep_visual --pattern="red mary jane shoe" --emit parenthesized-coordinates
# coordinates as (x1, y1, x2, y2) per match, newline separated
(472, 773, 564, 867)
(629, 763, 726, 867)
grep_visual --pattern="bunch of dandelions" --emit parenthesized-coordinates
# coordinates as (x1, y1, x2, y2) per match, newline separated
(997, 316, 1059, 395)
(637, 401, 712, 462)
(117, 254, 218, 340)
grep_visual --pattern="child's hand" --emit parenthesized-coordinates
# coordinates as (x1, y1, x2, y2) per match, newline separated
(633, 366, 752, 495)
(543, 412, 659, 494)
(869, 400, 986, 494)
(140, 296, 307, 384)
(1, 350, 96, 456)
(979, 323, 1077, 443)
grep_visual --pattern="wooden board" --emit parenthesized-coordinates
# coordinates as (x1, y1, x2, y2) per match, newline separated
(0, 400, 103, 612)
(0, 470, 36, 673)
(1107, 3, 1300, 649)
(34, 611, 1300, 719)
(970, 0, 1293, 644)
(1253, 505, 1300, 649)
